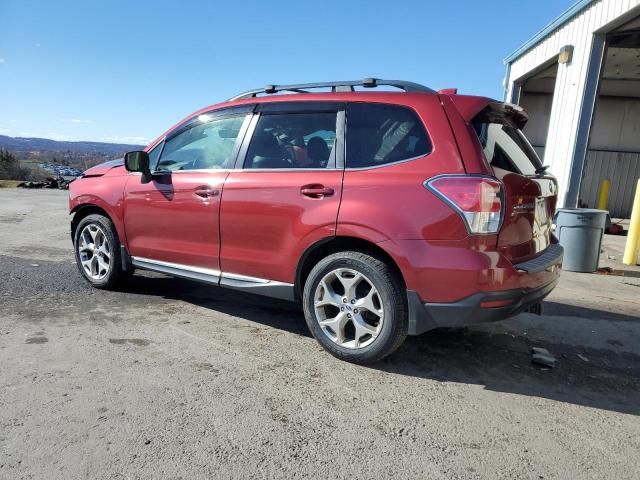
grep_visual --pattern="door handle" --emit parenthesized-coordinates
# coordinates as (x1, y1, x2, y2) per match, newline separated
(194, 187, 220, 198)
(300, 184, 335, 199)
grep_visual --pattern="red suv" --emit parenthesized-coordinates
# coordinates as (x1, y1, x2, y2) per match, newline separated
(69, 78, 562, 363)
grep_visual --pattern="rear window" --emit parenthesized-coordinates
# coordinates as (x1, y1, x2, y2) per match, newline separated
(473, 121, 543, 176)
(346, 103, 431, 168)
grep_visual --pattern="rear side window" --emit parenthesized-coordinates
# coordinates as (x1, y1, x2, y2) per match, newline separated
(346, 104, 431, 168)
(244, 112, 337, 169)
(473, 121, 543, 176)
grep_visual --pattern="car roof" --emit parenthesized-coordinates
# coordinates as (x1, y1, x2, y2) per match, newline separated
(145, 90, 439, 151)
(144, 79, 497, 152)
(228, 78, 434, 100)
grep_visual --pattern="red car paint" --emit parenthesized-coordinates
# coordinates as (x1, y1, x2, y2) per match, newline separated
(69, 88, 561, 326)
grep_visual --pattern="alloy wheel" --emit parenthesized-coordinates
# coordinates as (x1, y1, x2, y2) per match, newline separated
(78, 223, 111, 280)
(313, 268, 384, 349)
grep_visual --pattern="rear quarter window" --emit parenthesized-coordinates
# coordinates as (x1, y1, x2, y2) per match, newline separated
(472, 121, 543, 176)
(346, 103, 431, 168)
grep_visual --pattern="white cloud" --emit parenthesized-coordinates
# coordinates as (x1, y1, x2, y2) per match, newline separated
(3, 128, 146, 144)
(46, 131, 77, 141)
(100, 135, 149, 145)
(0, 58, 5, 64)
(16, 131, 77, 141)
(35, 43, 41, 48)
(58, 117, 94, 125)
(10, 119, 17, 123)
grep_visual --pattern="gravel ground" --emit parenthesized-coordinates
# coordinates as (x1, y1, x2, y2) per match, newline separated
(1, 189, 639, 479)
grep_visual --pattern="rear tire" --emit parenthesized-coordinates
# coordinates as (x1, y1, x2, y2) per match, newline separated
(303, 251, 408, 364)
(73, 213, 130, 289)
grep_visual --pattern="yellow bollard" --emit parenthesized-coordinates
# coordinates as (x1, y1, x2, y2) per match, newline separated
(623, 179, 640, 266)
(597, 179, 611, 210)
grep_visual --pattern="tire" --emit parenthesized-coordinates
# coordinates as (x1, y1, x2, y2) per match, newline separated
(73, 213, 130, 289)
(303, 251, 408, 364)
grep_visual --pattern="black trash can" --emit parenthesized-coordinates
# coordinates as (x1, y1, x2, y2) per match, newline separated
(554, 208, 608, 272)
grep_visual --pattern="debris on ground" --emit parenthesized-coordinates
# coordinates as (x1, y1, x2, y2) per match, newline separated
(595, 267, 624, 276)
(606, 224, 624, 235)
(17, 177, 72, 190)
(531, 347, 556, 368)
(16, 181, 44, 189)
(577, 354, 589, 362)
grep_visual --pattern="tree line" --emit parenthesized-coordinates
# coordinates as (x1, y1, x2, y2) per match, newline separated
(0, 149, 35, 180)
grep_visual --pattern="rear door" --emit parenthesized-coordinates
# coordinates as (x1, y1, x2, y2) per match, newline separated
(219, 102, 344, 285)
(472, 104, 558, 262)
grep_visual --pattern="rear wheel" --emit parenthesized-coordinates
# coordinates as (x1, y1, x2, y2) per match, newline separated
(73, 213, 130, 289)
(303, 251, 408, 364)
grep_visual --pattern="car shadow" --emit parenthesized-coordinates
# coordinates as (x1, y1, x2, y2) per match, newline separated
(121, 271, 640, 416)
(620, 269, 640, 279)
(543, 301, 640, 322)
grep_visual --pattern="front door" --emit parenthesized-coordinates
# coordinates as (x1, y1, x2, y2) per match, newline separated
(219, 103, 345, 284)
(123, 112, 249, 271)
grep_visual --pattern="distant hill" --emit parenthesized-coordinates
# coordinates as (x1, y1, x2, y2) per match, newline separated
(0, 135, 145, 171)
(0, 135, 144, 156)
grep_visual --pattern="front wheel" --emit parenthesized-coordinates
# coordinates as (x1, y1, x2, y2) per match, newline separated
(73, 213, 130, 289)
(303, 251, 408, 364)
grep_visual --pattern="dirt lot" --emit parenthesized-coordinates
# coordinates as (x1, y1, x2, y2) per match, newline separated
(1, 189, 639, 479)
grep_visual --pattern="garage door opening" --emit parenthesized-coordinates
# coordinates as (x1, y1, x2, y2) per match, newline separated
(580, 16, 640, 218)
(515, 60, 558, 163)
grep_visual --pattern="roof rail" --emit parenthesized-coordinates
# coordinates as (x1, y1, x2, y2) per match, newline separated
(228, 78, 434, 101)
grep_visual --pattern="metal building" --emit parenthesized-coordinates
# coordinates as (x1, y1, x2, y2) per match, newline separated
(504, 0, 640, 217)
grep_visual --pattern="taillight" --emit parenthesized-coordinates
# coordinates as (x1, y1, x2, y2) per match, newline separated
(425, 175, 504, 234)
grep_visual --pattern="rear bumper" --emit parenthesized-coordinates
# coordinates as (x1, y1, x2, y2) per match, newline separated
(407, 277, 559, 335)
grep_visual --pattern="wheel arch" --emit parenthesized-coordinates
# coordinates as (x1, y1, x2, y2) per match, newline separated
(71, 203, 133, 275)
(71, 204, 118, 241)
(295, 236, 406, 300)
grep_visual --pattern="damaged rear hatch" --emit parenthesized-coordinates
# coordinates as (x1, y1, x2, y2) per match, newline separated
(471, 102, 559, 265)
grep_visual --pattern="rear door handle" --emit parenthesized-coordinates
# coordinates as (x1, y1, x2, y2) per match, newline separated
(300, 184, 335, 199)
(194, 187, 220, 198)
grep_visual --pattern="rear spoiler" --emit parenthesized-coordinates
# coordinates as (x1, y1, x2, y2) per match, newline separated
(438, 94, 531, 175)
(445, 95, 529, 129)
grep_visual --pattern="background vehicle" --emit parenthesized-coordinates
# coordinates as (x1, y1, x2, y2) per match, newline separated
(69, 78, 563, 364)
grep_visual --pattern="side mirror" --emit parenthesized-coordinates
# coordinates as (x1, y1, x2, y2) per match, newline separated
(124, 151, 150, 173)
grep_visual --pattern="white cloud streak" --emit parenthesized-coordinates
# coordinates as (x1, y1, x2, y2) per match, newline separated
(100, 135, 149, 145)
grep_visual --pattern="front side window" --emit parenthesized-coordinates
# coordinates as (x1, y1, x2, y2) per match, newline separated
(147, 142, 162, 168)
(155, 114, 245, 171)
(346, 104, 431, 168)
(244, 112, 337, 169)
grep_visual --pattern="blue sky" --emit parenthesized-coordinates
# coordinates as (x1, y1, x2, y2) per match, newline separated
(0, 0, 575, 145)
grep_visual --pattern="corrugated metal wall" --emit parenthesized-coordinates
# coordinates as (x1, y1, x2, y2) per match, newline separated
(533, 146, 546, 159)
(581, 150, 640, 216)
(524, 95, 640, 216)
(590, 96, 640, 150)
(506, 0, 640, 208)
(520, 93, 554, 150)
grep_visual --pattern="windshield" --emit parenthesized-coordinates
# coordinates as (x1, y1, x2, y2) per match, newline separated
(473, 121, 543, 176)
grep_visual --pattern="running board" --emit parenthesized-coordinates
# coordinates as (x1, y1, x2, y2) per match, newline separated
(130, 256, 295, 301)
(219, 271, 295, 301)
(131, 257, 221, 284)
